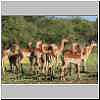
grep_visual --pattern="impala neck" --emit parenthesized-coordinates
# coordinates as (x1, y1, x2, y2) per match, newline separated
(82, 43, 95, 59)
(60, 39, 66, 52)
(87, 43, 95, 56)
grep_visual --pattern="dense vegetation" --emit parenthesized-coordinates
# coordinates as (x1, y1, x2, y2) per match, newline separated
(2, 16, 98, 48)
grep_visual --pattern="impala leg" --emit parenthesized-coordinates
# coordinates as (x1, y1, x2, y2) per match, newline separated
(76, 64, 80, 80)
(83, 61, 87, 72)
(69, 63, 71, 76)
(34, 56, 38, 74)
(14, 63, 19, 79)
(60, 66, 64, 80)
(37, 57, 43, 75)
(29, 56, 33, 74)
(10, 63, 13, 72)
(18, 57, 22, 73)
(60, 62, 68, 80)
(42, 54, 46, 74)
(30, 61, 33, 74)
(39, 58, 43, 73)
(81, 59, 87, 73)
(42, 57, 46, 74)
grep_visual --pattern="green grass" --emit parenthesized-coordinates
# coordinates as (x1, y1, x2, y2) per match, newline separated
(86, 52, 98, 72)
(2, 51, 98, 84)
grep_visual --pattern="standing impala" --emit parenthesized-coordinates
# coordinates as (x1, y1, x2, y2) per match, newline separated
(60, 41, 97, 80)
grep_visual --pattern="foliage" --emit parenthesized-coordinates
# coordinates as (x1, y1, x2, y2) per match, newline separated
(2, 16, 98, 48)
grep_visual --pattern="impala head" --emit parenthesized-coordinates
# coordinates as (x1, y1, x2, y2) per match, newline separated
(91, 40, 97, 47)
(37, 40, 42, 44)
(42, 43, 48, 51)
(36, 40, 43, 49)
(28, 41, 32, 48)
(50, 44, 58, 49)
(81, 40, 97, 58)
(62, 38, 69, 43)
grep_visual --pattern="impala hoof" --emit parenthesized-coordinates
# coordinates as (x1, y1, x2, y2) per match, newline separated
(76, 77, 80, 81)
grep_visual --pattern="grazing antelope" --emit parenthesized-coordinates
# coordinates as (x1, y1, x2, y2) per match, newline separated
(60, 41, 97, 80)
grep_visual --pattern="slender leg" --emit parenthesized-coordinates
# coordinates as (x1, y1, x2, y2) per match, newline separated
(75, 64, 78, 73)
(9, 58, 13, 72)
(10, 63, 13, 72)
(42, 55, 46, 74)
(82, 60, 87, 72)
(43, 54, 48, 74)
(33, 57, 37, 72)
(83, 61, 87, 72)
(76, 64, 80, 80)
(69, 63, 71, 76)
(60, 68, 64, 80)
(14, 63, 19, 79)
(29, 57, 33, 74)
(1, 66, 4, 80)
(37, 58, 41, 72)
(60, 62, 68, 80)
(18, 57, 21, 73)
(15, 62, 19, 73)
(42, 54, 46, 74)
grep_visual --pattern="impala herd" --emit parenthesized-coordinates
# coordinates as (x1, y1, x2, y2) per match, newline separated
(2, 38, 97, 81)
